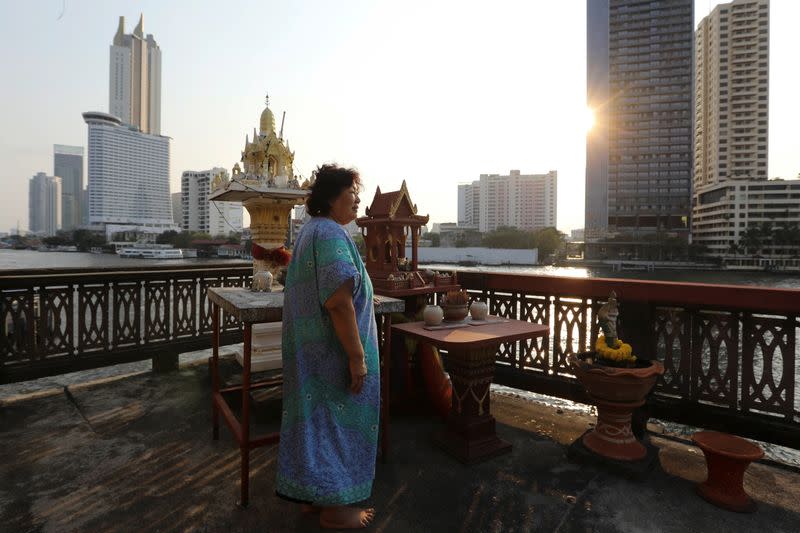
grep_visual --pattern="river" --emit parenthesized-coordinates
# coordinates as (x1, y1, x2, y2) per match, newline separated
(2, 249, 799, 288)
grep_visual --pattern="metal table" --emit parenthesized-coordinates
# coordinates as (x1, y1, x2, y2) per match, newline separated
(207, 287, 403, 507)
(392, 319, 549, 464)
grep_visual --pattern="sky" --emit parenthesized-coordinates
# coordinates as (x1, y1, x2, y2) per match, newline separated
(0, 0, 798, 234)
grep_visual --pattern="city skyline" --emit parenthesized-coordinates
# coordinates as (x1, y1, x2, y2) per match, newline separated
(2, 0, 799, 233)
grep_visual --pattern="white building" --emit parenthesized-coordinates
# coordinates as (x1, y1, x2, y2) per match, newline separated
(694, 0, 770, 190)
(182, 168, 243, 236)
(110, 14, 161, 135)
(458, 170, 557, 233)
(83, 111, 174, 236)
(28, 172, 61, 236)
(693, 179, 800, 260)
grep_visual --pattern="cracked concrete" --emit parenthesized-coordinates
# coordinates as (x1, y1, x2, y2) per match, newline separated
(1, 359, 798, 532)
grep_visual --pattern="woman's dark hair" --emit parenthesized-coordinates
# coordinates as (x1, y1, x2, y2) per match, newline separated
(305, 164, 361, 217)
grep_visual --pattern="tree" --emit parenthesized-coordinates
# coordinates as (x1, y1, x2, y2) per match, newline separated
(532, 227, 566, 260)
(72, 229, 106, 252)
(422, 232, 440, 247)
(482, 227, 535, 249)
(741, 225, 763, 256)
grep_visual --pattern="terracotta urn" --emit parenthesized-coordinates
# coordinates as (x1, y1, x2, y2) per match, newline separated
(569, 352, 664, 461)
(423, 305, 444, 326)
(441, 304, 469, 322)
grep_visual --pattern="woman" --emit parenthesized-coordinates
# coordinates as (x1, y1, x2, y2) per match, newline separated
(275, 164, 378, 529)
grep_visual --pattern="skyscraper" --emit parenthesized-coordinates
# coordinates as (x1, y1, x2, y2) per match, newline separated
(83, 111, 173, 233)
(29, 172, 61, 236)
(109, 14, 161, 135)
(694, 0, 769, 189)
(585, 0, 694, 256)
(54, 145, 83, 231)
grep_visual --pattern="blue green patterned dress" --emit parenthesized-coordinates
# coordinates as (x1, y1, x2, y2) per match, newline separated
(275, 217, 379, 505)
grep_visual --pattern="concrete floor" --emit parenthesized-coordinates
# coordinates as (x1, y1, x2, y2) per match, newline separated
(1, 358, 798, 533)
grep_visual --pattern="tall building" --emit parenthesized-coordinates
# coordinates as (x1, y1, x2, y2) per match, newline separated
(83, 111, 173, 235)
(181, 168, 243, 236)
(694, 0, 769, 189)
(585, 0, 694, 251)
(457, 170, 557, 233)
(457, 182, 481, 227)
(28, 172, 61, 236)
(693, 0, 771, 258)
(109, 14, 161, 135)
(171, 192, 182, 226)
(53, 145, 83, 231)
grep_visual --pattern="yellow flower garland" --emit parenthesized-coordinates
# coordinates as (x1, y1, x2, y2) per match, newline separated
(596, 335, 637, 363)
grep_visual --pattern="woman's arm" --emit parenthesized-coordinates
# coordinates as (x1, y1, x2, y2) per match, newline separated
(324, 279, 367, 393)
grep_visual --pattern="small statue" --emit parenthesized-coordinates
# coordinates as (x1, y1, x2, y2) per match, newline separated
(287, 175, 300, 189)
(597, 291, 620, 347)
(300, 179, 311, 189)
(267, 175, 276, 188)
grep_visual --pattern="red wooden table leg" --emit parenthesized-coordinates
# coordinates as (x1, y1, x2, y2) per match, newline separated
(211, 303, 220, 440)
(433, 344, 511, 464)
(239, 323, 252, 508)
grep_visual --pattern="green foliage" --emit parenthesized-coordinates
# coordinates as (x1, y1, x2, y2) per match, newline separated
(422, 232, 440, 247)
(481, 226, 566, 262)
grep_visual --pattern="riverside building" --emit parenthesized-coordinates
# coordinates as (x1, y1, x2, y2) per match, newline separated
(585, 0, 694, 258)
(83, 111, 175, 240)
(692, 0, 777, 264)
(181, 168, 243, 236)
(53, 145, 83, 231)
(28, 172, 61, 236)
(457, 170, 557, 233)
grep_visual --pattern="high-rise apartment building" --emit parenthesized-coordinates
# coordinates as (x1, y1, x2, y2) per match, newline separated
(110, 14, 161, 135)
(83, 111, 173, 233)
(53, 145, 83, 231)
(694, 0, 769, 189)
(29, 172, 61, 236)
(585, 0, 694, 251)
(457, 182, 481, 228)
(181, 168, 243, 236)
(457, 170, 557, 233)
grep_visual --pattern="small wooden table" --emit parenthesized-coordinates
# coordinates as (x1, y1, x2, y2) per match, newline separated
(392, 319, 549, 464)
(207, 287, 403, 507)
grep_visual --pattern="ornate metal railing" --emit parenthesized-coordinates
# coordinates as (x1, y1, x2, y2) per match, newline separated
(0, 264, 252, 383)
(2, 264, 798, 448)
(455, 271, 800, 449)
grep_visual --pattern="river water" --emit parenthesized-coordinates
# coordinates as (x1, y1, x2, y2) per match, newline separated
(1, 249, 798, 467)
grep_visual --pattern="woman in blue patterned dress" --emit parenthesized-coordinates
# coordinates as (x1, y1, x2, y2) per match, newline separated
(276, 164, 378, 529)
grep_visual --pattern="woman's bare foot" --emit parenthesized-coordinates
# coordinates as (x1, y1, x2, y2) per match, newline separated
(300, 503, 321, 514)
(319, 506, 375, 529)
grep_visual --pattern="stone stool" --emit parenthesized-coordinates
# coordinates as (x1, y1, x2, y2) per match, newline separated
(692, 430, 764, 513)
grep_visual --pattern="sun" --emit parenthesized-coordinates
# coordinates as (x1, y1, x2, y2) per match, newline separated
(584, 106, 596, 133)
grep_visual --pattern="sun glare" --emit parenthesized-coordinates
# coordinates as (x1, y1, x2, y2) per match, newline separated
(584, 106, 595, 133)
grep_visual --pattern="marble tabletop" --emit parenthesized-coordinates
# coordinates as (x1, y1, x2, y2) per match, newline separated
(207, 287, 405, 323)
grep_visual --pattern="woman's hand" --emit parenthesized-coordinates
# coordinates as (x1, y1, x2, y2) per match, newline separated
(349, 357, 367, 394)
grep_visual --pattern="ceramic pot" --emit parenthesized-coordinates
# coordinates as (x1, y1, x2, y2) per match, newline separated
(441, 304, 469, 322)
(423, 305, 444, 326)
(251, 269, 273, 292)
(469, 301, 489, 321)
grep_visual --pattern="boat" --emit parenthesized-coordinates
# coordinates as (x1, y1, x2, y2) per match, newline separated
(90, 247, 105, 254)
(117, 247, 183, 259)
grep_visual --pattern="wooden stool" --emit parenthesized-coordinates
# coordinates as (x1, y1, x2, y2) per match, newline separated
(692, 430, 763, 513)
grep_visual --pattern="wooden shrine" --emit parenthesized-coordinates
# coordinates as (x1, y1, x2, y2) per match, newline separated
(356, 181, 459, 296)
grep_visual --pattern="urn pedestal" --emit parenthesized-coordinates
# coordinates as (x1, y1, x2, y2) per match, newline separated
(568, 353, 664, 472)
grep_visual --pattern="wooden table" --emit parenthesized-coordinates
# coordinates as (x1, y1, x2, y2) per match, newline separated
(392, 319, 549, 464)
(207, 287, 404, 507)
